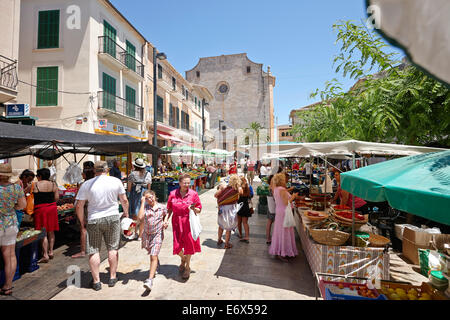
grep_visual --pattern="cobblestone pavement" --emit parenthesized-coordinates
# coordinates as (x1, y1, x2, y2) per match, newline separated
(51, 185, 317, 300)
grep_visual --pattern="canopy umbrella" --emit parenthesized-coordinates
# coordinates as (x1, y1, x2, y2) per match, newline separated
(366, 0, 450, 86)
(340, 150, 450, 225)
(208, 148, 232, 156)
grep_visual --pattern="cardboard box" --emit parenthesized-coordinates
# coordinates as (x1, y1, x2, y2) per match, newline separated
(403, 227, 450, 265)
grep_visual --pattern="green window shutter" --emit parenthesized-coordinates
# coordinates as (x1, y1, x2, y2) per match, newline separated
(195, 97, 197, 106)
(125, 86, 136, 118)
(176, 107, 180, 128)
(36, 66, 58, 106)
(102, 73, 116, 111)
(169, 103, 173, 126)
(157, 95, 164, 122)
(186, 114, 190, 130)
(103, 20, 117, 58)
(38, 10, 60, 49)
(157, 65, 162, 79)
(125, 40, 136, 71)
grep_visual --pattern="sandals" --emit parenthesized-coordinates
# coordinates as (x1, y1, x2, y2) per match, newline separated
(239, 239, 249, 243)
(182, 267, 191, 280)
(266, 240, 272, 245)
(224, 243, 233, 249)
(179, 257, 186, 273)
(49, 253, 54, 260)
(217, 239, 224, 247)
(0, 287, 13, 296)
(38, 257, 49, 264)
(277, 255, 289, 263)
(71, 252, 85, 259)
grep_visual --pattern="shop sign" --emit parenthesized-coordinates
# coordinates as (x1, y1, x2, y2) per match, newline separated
(6, 104, 30, 117)
(98, 119, 107, 128)
(98, 121, 145, 139)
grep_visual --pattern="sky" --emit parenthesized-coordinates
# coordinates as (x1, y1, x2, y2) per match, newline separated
(110, 0, 403, 125)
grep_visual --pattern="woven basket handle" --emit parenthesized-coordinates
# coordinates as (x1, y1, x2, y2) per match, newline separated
(327, 222, 339, 230)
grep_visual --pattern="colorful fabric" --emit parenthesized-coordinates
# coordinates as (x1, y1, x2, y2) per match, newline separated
(34, 202, 59, 232)
(217, 186, 239, 206)
(167, 188, 202, 255)
(269, 186, 298, 257)
(86, 215, 121, 255)
(0, 183, 24, 232)
(142, 203, 167, 256)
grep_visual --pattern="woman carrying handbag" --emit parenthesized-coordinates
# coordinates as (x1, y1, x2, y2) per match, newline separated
(237, 176, 253, 243)
(268, 173, 299, 262)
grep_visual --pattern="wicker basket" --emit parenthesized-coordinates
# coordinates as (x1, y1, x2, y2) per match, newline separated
(368, 233, 391, 247)
(304, 210, 329, 222)
(330, 215, 365, 230)
(309, 223, 350, 246)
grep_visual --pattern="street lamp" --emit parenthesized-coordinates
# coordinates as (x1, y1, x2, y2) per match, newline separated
(202, 99, 209, 152)
(152, 49, 167, 175)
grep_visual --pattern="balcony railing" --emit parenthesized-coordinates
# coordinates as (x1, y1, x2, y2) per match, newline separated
(98, 36, 144, 78)
(0, 55, 18, 91)
(97, 91, 143, 121)
(148, 111, 195, 134)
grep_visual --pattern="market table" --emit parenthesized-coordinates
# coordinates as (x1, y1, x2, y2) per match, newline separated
(0, 228, 47, 287)
(294, 207, 390, 281)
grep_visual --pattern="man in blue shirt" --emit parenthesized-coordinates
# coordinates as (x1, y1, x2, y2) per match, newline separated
(109, 160, 122, 180)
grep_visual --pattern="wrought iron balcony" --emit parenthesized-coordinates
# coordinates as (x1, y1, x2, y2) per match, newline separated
(97, 91, 143, 121)
(0, 54, 18, 91)
(98, 36, 144, 78)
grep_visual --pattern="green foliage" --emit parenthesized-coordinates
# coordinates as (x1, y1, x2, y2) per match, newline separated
(291, 21, 450, 147)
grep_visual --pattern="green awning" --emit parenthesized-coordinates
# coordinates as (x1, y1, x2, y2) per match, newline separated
(340, 150, 450, 225)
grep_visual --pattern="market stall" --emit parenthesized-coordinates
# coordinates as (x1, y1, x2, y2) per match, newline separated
(261, 140, 449, 297)
(0, 122, 166, 282)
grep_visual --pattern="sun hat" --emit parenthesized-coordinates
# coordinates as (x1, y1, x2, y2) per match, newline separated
(94, 160, 108, 172)
(133, 158, 146, 169)
(0, 163, 13, 177)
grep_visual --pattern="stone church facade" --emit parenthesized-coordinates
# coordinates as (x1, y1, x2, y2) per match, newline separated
(185, 53, 275, 151)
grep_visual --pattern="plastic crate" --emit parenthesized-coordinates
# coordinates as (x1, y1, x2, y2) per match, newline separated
(258, 196, 268, 205)
(258, 203, 268, 215)
(19, 240, 40, 274)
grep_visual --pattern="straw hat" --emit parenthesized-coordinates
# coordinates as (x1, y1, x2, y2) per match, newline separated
(0, 163, 13, 177)
(94, 160, 108, 172)
(133, 158, 146, 168)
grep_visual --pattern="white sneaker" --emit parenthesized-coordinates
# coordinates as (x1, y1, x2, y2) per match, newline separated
(144, 278, 153, 290)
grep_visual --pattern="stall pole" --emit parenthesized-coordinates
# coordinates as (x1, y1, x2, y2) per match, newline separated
(324, 155, 328, 211)
(351, 152, 356, 246)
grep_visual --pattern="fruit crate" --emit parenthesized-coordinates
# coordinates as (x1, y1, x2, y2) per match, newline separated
(320, 280, 386, 300)
(380, 280, 448, 300)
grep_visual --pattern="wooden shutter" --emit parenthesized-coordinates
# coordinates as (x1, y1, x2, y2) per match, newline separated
(36, 66, 58, 106)
(38, 10, 60, 49)
(125, 86, 136, 118)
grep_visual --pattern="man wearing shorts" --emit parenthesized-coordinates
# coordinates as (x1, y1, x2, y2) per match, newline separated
(75, 161, 129, 291)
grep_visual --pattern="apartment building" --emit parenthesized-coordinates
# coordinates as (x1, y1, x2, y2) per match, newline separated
(17, 0, 148, 140)
(147, 55, 213, 149)
(278, 124, 294, 142)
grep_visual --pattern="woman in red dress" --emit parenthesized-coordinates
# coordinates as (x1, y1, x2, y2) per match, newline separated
(166, 174, 202, 280)
(33, 168, 59, 263)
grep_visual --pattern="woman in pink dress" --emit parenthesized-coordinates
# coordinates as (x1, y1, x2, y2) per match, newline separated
(166, 174, 202, 280)
(269, 173, 299, 262)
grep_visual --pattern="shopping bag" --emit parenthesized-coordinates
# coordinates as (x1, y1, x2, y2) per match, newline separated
(267, 195, 276, 214)
(283, 202, 295, 228)
(189, 208, 202, 241)
(25, 182, 35, 215)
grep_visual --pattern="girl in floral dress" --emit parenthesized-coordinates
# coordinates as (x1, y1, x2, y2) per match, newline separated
(139, 190, 168, 291)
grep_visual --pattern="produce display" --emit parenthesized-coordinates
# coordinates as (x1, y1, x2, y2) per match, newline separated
(321, 280, 385, 300)
(57, 203, 74, 211)
(16, 229, 42, 242)
(153, 169, 207, 181)
(333, 210, 366, 221)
